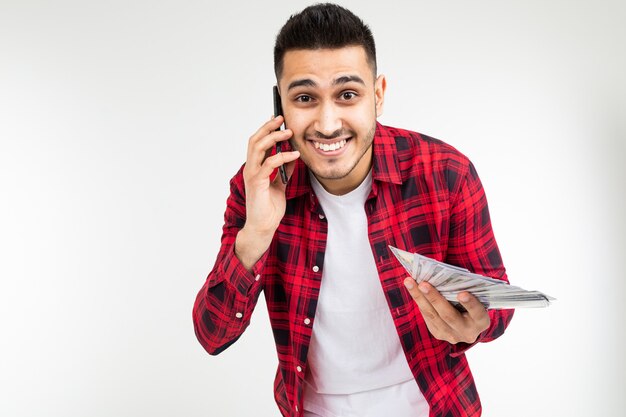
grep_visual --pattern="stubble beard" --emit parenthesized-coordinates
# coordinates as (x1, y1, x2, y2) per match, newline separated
(297, 122, 377, 181)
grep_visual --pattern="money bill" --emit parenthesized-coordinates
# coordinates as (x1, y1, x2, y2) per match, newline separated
(389, 246, 555, 309)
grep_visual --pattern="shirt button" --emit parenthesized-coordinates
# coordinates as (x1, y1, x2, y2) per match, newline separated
(312, 265, 319, 273)
(304, 318, 311, 325)
(235, 312, 243, 319)
(296, 365, 302, 373)
(255, 274, 261, 281)
(318, 213, 325, 219)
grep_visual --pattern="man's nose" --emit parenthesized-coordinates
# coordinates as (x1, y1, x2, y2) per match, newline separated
(313, 102, 342, 137)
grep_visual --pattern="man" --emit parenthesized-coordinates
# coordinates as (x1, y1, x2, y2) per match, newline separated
(193, 4, 514, 417)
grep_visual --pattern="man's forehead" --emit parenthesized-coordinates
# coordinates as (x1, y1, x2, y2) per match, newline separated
(279, 46, 375, 86)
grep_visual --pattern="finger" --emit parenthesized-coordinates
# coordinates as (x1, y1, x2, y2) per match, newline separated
(250, 115, 284, 141)
(268, 153, 300, 185)
(246, 116, 285, 164)
(247, 149, 299, 190)
(247, 129, 293, 169)
(248, 116, 285, 152)
(457, 291, 490, 330)
(270, 152, 300, 185)
(260, 150, 300, 181)
(404, 278, 453, 335)
(284, 153, 298, 178)
(403, 278, 433, 311)
(416, 282, 465, 328)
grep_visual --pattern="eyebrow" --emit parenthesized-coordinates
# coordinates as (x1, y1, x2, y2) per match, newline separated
(287, 78, 317, 91)
(286, 75, 366, 91)
(333, 75, 365, 86)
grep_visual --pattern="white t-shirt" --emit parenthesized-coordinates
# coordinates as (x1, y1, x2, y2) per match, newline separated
(304, 171, 429, 417)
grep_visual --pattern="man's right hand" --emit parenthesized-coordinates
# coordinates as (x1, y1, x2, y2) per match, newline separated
(235, 116, 300, 271)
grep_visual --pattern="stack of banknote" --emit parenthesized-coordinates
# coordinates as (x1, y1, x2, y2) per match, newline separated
(389, 246, 555, 309)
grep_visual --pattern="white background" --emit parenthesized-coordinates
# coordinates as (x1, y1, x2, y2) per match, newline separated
(1, 0, 624, 416)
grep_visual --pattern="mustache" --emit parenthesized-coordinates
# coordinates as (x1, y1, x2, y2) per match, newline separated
(309, 129, 352, 140)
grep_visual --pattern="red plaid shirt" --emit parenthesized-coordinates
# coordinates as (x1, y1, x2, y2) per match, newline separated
(193, 123, 514, 417)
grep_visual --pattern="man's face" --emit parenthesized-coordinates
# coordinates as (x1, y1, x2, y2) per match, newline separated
(278, 46, 386, 194)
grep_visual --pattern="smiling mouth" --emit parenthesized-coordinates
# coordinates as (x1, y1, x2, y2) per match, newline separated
(312, 139, 348, 152)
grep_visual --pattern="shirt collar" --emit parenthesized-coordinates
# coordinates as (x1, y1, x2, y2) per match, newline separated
(285, 122, 402, 200)
(371, 122, 403, 185)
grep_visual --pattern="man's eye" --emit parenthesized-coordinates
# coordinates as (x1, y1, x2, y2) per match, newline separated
(296, 95, 312, 103)
(341, 92, 356, 100)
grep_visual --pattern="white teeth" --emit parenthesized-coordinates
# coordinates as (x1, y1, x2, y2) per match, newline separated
(314, 139, 347, 152)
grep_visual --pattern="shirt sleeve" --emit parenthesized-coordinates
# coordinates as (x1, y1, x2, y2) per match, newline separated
(192, 167, 269, 355)
(445, 161, 515, 355)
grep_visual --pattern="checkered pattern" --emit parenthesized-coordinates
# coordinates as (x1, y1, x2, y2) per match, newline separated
(193, 123, 514, 417)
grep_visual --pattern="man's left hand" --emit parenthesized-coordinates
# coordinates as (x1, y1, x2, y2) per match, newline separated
(403, 278, 490, 345)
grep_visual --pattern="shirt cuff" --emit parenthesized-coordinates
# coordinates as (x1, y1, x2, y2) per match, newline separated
(219, 244, 269, 297)
(449, 329, 486, 356)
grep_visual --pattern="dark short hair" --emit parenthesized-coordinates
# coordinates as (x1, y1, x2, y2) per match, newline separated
(274, 3, 377, 79)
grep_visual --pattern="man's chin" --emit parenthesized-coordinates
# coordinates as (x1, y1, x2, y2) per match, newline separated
(307, 164, 346, 180)
(312, 171, 351, 182)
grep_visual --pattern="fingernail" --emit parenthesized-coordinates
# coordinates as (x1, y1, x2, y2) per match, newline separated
(459, 293, 470, 303)
(404, 279, 414, 290)
(418, 283, 429, 294)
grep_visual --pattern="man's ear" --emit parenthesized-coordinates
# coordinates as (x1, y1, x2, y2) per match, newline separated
(375, 74, 387, 118)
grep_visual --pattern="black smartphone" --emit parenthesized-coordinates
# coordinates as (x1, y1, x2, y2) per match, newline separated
(272, 86, 288, 184)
